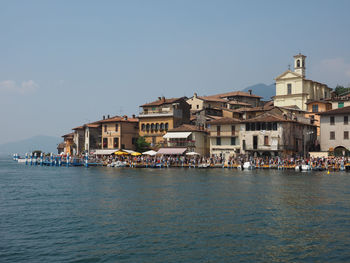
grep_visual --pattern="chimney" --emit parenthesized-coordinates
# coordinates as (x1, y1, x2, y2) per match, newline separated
(283, 114, 287, 120)
(103, 115, 105, 120)
(107, 114, 110, 119)
(248, 89, 252, 95)
(158, 97, 162, 100)
(132, 114, 135, 119)
(124, 115, 128, 120)
(162, 96, 165, 102)
(194, 92, 197, 98)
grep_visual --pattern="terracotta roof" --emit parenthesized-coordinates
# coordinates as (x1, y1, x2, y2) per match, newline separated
(99, 115, 138, 123)
(214, 90, 262, 99)
(227, 100, 252, 106)
(209, 117, 241, 125)
(305, 100, 332, 105)
(86, 123, 101, 128)
(197, 96, 227, 103)
(243, 113, 289, 123)
(62, 132, 74, 138)
(318, 105, 350, 115)
(141, 97, 185, 107)
(72, 125, 84, 130)
(168, 124, 207, 133)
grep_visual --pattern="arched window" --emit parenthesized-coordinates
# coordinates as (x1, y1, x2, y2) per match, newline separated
(165, 123, 169, 131)
(155, 123, 159, 131)
(151, 123, 155, 132)
(160, 123, 164, 131)
(146, 124, 150, 132)
(141, 124, 145, 131)
(297, 59, 300, 67)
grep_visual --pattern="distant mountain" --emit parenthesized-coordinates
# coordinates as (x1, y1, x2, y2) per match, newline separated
(0, 135, 61, 156)
(242, 83, 275, 101)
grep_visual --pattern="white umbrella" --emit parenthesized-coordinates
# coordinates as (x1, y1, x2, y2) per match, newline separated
(186, 152, 200, 156)
(142, 150, 157, 156)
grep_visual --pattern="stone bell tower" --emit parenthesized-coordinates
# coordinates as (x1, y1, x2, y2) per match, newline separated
(294, 53, 306, 77)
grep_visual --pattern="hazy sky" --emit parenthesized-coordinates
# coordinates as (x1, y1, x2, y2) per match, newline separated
(1, 0, 350, 144)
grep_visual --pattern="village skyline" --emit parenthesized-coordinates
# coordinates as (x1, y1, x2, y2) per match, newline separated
(1, 0, 350, 145)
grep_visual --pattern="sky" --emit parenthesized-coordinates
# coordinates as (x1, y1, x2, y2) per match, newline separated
(1, 0, 350, 144)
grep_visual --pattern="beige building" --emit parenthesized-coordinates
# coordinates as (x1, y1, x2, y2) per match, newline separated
(208, 117, 242, 159)
(273, 54, 332, 111)
(163, 124, 209, 156)
(139, 97, 191, 147)
(100, 115, 139, 150)
(241, 113, 317, 157)
(319, 106, 350, 156)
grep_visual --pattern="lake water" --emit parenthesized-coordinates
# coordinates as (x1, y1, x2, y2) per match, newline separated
(1, 157, 350, 262)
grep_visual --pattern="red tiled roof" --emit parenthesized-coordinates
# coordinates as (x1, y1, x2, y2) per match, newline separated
(215, 90, 262, 99)
(99, 115, 139, 123)
(141, 97, 184, 107)
(197, 96, 227, 103)
(318, 105, 350, 115)
(62, 132, 74, 138)
(208, 117, 241, 125)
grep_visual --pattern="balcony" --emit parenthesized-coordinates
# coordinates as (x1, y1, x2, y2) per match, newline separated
(210, 131, 237, 137)
(167, 139, 195, 147)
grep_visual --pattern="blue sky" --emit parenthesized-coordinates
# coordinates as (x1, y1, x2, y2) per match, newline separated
(1, 0, 350, 144)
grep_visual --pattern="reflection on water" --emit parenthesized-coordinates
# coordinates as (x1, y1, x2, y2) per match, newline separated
(1, 159, 350, 262)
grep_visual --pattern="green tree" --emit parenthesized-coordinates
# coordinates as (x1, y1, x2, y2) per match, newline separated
(334, 85, 350, 96)
(135, 136, 150, 153)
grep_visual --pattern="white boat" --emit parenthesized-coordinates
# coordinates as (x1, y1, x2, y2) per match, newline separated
(295, 165, 300, 171)
(301, 164, 311, 171)
(114, 161, 127, 167)
(243, 161, 256, 170)
(198, 163, 210, 168)
(17, 158, 27, 163)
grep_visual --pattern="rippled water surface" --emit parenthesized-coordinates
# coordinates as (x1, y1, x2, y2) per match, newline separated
(1, 158, 350, 262)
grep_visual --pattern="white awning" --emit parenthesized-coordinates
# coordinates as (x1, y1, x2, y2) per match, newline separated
(142, 150, 157, 156)
(157, 148, 187, 155)
(93, 149, 117, 155)
(163, 132, 192, 139)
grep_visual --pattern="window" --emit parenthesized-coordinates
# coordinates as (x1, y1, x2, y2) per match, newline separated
(146, 124, 150, 132)
(151, 123, 155, 132)
(297, 59, 300, 67)
(132, 137, 137, 145)
(155, 123, 159, 132)
(104, 125, 107, 132)
(103, 138, 108, 148)
(330, 116, 335, 125)
(231, 137, 236, 145)
(262, 122, 266, 130)
(246, 123, 251, 131)
(216, 137, 221, 145)
(113, 137, 119, 148)
(256, 122, 261, 130)
(338, 102, 344, 108)
(231, 125, 235, 136)
(312, 104, 319, 113)
(267, 123, 272, 130)
(287, 84, 292, 95)
(141, 124, 145, 131)
(273, 122, 278, 131)
(330, 131, 335, 140)
(196, 105, 199, 109)
(251, 123, 256, 131)
(115, 124, 119, 132)
(345, 116, 348, 125)
(264, 136, 269, 146)
(160, 123, 164, 131)
(165, 123, 169, 131)
(344, 131, 349, 140)
(217, 125, 221, 135)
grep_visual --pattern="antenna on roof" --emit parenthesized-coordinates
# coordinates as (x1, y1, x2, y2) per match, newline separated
(288, 64, 291, 70)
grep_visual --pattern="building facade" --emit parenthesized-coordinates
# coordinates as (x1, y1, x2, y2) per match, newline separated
(273, 54, 332, 111)
(100, 115, 139, 150)
(208, 117, 242, 159)
(319, 106, 350, 156)
(139, 97, 191, 147)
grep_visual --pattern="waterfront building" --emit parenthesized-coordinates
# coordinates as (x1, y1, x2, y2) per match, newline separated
(273, 54, 332, 111)
(241, 113, 317, 157)
(61, 132, 74, 155)
(99, 115, 139, 150)
(138, 97, 191, 147)
(208, 117, 242, 159)
(319, 106, 350, 156)
(72, 126, 85, 155)
(162, 124, 209, 156)
(305, 100, 332, 137)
